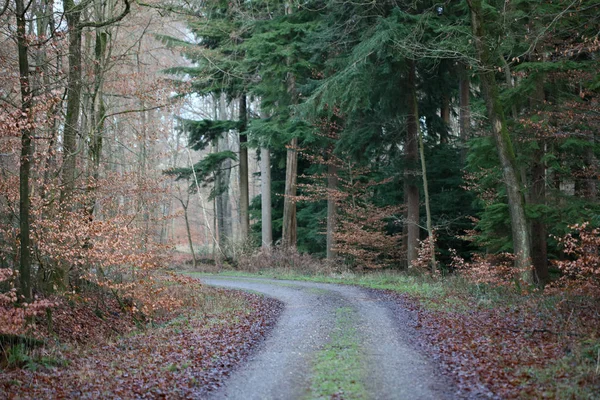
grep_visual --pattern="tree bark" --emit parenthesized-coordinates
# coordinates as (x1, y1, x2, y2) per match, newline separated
(530, 147, 548, 284)
(415, 93, 437, 271)
(239, 95, 250, 241)
(326, 160, 338, 261)
(440, 93, 450, 144)
(16, 0, 33, 301)
(60, 0, 83, 208)
(529, 74, 549, 284)
(282, 137, 298, 248)
(178, 195, 197, 268)
(459, 65, 471, 161)
(467, 0, 533, 282)
(281, 1, 298, 249)
(405, 61, 420, 267)
(261, 147, 273, 249)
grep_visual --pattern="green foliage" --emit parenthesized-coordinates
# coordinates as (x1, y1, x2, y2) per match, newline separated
(183, 119, 243, 151)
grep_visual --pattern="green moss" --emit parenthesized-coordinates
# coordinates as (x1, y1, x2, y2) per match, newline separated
(307, 307, 367, 400)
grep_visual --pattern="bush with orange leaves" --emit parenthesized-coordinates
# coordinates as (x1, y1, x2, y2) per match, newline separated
(0, 269, 56, 336)
(552, 222, 600, 295)
(450, 250, 529, 289)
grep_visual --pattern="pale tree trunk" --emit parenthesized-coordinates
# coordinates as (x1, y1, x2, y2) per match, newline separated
(405, 61, 420, 267)
(16, 0, 33, 300)
(468, 0, 533, 282)
(282, 137, 298, 248)
(177, 190, 196, 268)
(326, 160, 338, 261)
(281, 0, 298, 248)
(413, 85, 437, 271)
(239, 95, 250, 241)
(261, 147, 273, 249)
(459, 65, 471, 161)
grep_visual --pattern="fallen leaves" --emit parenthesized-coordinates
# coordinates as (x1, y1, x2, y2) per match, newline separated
(0, 284, 282, 399)
(375, 289, 600, 399)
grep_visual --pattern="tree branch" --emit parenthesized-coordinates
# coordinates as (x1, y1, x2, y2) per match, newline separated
(78, 0, 131, 29)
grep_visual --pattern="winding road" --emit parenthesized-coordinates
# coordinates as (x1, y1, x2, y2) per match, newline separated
(202, 277, 457, 400)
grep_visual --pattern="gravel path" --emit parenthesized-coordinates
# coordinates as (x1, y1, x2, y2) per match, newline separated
(202, 277, 457, 400)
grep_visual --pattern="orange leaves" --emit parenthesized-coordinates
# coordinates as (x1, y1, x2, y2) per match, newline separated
(0, 285, 282, 399)
(552, 222, 600, 295)
(0, 269, 57, 337)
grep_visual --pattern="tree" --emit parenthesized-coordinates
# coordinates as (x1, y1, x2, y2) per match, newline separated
(60, 0, 131, 208)
(15, 0, 33, 300)
(466, 0, 532, 282)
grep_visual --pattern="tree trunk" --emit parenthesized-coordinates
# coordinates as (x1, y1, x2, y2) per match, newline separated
(459, 65, 471, 161)
(281, 1, 298, 249)
(530, 147, 548, 284)
(415, 94, 437, 271)
(282, 137, 298, 248)
(405, 61, 420, 267)
(529, 74, 549, 285)
(16, 0, 33, 301)
(261, 147, 273, 249)
(467, 0, 533, 282)
(179, 197, 197, 268)
(326, 160, 338, 261)
(60, 0, 82, 208)
(239, 95, 250, 241)
(440, 93, 450, 144)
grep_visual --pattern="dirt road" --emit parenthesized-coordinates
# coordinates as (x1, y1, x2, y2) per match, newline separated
(202, 277, 457, 400)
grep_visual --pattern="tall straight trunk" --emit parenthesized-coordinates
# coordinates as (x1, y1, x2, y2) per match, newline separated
(261, 147, 273, 249)
(531, 147, 548, 284)
(529, 74, 549, 284)
(413, 90, 436, 271)
(440, 94, 450, 144)
(282, 137, 298, 248)
(16, 0, 33, 301)
(239, 95, 249, 240)
(326, 161, 338, 261)
(60, 0, 82, 207)
(467, 0, 532, 282)
(405, 61, 420, 267)
(281, 0, 298, 248)
(215, 141, 233, 251)
(459, 65, 471, 161)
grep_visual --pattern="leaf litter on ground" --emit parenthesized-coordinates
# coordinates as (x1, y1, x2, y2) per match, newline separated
(1, 279, 282, 399)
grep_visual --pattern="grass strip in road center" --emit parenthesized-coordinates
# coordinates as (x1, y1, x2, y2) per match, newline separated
(307, 307, 367, 400)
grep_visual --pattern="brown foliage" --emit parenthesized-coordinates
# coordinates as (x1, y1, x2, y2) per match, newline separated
(551, 222, 600, 295)
(1, 278, 283, 398)
(237, 247, 331, 275)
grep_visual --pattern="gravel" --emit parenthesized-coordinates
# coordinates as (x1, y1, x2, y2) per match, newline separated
(202, 277, 458, 400)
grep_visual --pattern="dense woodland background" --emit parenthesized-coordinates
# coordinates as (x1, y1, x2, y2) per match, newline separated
(1, 0, 600, 392)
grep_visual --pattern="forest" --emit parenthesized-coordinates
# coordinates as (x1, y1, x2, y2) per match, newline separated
(1, 0, 599, 398)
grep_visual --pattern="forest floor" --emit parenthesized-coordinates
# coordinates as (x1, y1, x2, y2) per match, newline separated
(0, 279, 281, 399)
(194, 270, 600, 399)
(2, 266, 599, 399)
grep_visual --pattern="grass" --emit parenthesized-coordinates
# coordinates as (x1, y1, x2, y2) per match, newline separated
(519, 338, 600, 399)
(307, 307, 367, 400)
(187, 269, 480, 313)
